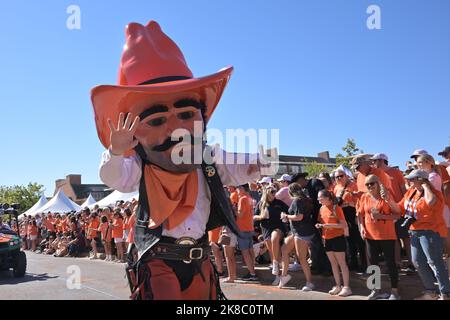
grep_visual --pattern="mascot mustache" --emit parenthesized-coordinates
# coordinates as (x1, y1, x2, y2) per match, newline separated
(152, 134, 202, 152)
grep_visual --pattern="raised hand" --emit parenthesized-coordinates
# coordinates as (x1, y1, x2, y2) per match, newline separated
(107, 112, 140, 156)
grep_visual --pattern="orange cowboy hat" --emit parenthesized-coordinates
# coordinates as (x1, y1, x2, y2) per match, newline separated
(91, 20, 233, 151)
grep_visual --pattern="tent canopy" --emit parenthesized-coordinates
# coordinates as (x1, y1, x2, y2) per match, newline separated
(89, 190, 138, 209)
(19, 195, 48, 219)
(80, 194, 97, 208)
(38, 189, 82, 214)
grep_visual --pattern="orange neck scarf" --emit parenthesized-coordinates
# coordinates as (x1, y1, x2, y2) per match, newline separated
(144, 164, 198, 230)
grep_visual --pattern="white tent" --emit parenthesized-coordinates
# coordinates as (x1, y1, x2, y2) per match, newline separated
(38, 189, 82, 213)
(19, 195, 48, 219)
(89, 190, 139, 209)
(80, 194, 97, 208)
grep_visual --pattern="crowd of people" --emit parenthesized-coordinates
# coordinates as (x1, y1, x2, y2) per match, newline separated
(14, 199, 137, 263)
(5, 146, 450, 300)
(208, 147, 450, 300)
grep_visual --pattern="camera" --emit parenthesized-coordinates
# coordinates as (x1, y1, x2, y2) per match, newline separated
(401, 215, 416, 230)
(0, 203, 21, 216)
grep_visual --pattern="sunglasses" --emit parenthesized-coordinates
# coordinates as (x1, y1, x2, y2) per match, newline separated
(365, 182, 377, 188)
(335, 175, 345, 180)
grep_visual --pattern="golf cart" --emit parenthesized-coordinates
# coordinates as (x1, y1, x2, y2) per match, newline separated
(0, 203, 27, 277)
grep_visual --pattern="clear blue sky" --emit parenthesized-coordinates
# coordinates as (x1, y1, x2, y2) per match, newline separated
(1, 0, 449, 196)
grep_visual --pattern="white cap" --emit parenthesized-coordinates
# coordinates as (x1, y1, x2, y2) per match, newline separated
(277, 174, 292, 182)
(370, 153, 389, 161)
(258, 177, 272, 184)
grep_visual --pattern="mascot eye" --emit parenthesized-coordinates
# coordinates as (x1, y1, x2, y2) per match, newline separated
(177, 111, 195, 120)
(147, 117, 167, 126)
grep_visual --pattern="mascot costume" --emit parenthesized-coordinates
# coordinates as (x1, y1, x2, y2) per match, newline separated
(91, 20, 272, 300)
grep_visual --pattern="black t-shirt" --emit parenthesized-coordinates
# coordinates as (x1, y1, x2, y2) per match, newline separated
(302, 179, 325, 222)
(255, 199, 289, 231)
(288, 197, 315, 237)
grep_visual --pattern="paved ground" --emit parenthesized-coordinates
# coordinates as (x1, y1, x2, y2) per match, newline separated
(0, 251, 425, 300)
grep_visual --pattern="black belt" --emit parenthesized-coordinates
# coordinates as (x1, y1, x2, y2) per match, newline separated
(143, 234, 211, 263)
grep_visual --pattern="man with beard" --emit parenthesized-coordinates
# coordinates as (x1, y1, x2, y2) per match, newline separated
(92, 21, 273, 300)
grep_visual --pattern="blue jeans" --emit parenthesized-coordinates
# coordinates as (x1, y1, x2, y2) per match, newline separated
(410, 230, 450, 294)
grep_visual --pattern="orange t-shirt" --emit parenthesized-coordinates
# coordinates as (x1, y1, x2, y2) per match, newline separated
(230, 191, 239, 207)
(123, 216, 132, 231)
(45, 218, 56, 232)
(28, 225, 38, 236)
(99, 222, 112, 242)
(356, 168, 393, 194)
(333, 182, 359, 207)
(236, 195, 254, 232)
(385, 167, 406, 202)
(399, 187, 446, 235)
(318, 205, 346, 239)
(112, 218, 124, 239)
(56, 219, 64, 233)
(127, 214, 136, 243)
(87, 217, 100, 239)
(61, 219, 69, 233)
(357, 193, 397, 240)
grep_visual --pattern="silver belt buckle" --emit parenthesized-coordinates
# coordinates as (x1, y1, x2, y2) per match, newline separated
(175, 237, 198, 264)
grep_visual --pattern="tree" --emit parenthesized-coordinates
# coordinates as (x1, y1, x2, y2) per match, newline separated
(303, 161, 330, 178)
(335, 138, 364, 169)
(0, 183, 45, 213)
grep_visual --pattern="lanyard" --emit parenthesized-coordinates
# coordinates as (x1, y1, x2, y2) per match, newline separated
(404, 190, 423, 219)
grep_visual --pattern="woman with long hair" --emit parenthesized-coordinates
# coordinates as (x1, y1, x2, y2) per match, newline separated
(254, 185, 288, 285)
(279, 183, 316, 291)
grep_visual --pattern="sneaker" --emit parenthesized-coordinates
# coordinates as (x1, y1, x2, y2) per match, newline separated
(328, 286, 342, 295)
(90, 255, 98, 260)
(388, 292, 401, 300)
(367, 289, 381, 300)
(288, 262, 302, 272)
(439, 294, 450, 300)
(272, 275, 281, 286)
(301, 282, 315, 292)
(414, 291, 439, 300)
(241, 273, 257, 281)
(278, 274, 292, 288)
(338, 287, 352, 297)
(272, 262, 280, 275)
(404, 266, 416, 275)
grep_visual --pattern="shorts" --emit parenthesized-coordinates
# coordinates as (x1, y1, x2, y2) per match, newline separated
(261, 226, 286, 241)
(237, 232, 254, 250)
(123, 230, 130, 241)
(29, 235, 37, 241)
(294, 233, 315, 244)
(221, 227, 238, 247)
(395, 218, 410, 239)
(324, 236, 347, 252)
(114, 237, 125, 244)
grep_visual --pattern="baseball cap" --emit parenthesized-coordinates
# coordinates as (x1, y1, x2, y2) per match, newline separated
(277, 174, 292, 182)
(258, 177, 272, 184)
(404, 169, 429, 181)
(410, 149, 428, 159)
(350, 154, 371, 170)
(370, 153, 389, 161)
(438, 146, 450, 157)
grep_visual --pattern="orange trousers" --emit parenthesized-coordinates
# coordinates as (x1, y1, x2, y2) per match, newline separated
(140, 258, 219, 300)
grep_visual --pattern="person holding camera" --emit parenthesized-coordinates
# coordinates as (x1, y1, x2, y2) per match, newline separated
(357, 175, 401, 300)
(399, 169, 450, 300)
